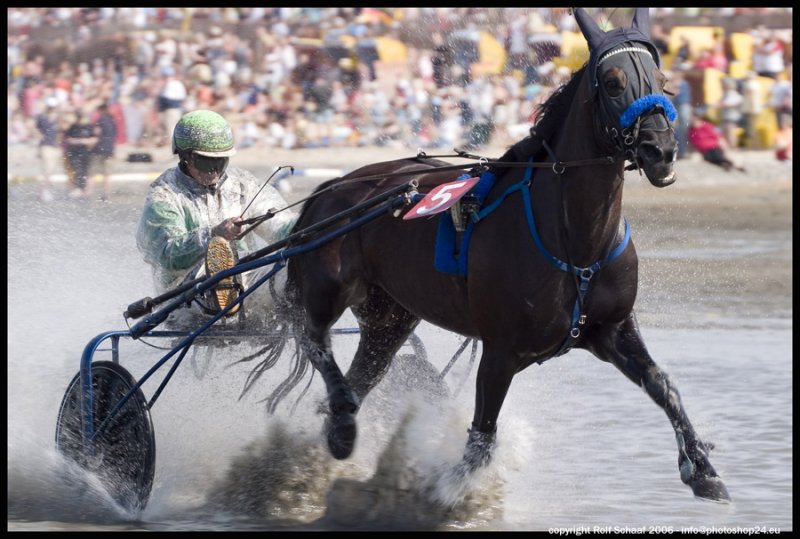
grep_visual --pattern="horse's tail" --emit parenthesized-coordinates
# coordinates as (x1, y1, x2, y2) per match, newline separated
(233, 284, 313, 415)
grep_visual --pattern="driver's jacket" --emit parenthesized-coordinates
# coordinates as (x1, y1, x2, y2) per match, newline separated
(136, 165, 297, 294)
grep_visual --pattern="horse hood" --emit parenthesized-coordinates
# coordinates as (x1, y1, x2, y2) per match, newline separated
(575, 7, 662, 97)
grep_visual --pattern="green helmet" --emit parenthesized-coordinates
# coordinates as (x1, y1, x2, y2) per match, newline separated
(172, 110, 237, 157)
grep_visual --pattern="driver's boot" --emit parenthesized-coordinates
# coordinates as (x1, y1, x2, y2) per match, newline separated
(205, 236, 241, 316)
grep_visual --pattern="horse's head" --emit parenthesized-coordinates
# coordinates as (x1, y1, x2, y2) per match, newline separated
(576, 8, 677, 187)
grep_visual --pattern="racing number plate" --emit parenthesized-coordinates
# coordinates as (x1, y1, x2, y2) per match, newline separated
(403, 177, 480, 220)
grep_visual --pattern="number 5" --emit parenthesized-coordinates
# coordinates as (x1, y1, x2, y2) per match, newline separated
(415, 182, 468, 215)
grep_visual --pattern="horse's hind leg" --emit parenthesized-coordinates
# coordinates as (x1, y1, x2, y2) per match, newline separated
(586, 312, 731, 501)
(348, 286, 420, 401)
(293, 283, 360, 460)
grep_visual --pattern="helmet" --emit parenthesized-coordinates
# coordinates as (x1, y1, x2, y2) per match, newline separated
(172, 110, 237, 157)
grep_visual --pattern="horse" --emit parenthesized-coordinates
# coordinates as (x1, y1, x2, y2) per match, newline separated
(278, 8, 730, 502)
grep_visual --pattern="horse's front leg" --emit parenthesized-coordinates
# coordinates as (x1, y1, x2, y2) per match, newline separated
(586, 312, 731, 501)
(298, 326, 360, 460)
(462, 345, 518, 470)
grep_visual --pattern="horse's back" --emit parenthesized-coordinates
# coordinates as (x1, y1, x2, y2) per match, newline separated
(290, 157, 477, 335)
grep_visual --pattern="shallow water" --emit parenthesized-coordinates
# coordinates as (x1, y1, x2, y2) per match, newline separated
(6, 181, 792, 531)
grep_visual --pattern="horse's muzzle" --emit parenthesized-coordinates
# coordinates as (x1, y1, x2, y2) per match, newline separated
(636, 129, 677, 188)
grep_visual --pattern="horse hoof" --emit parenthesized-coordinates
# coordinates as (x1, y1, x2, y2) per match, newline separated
(326, 413, 357, 460)
(690, 475, 731, 502)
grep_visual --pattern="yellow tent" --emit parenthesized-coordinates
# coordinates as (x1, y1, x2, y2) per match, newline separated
(703, 67, 726, 105)
(375, 36, 407, 63)
(471, 31, 507, 76)
(554, 30, 589, 71)
(668, 26, 724, 65)
(728, 32, 754, 77)
(730, 32, 754, 64)
(356, 8, 394, 26)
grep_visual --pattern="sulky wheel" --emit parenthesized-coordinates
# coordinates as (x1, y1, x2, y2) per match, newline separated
(55, 360, 156, 513)
(404, 331, 429, 364)
(391, 331, 450, 399)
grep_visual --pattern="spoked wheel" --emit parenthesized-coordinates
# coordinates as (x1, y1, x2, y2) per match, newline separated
(55, 360, 156, 513)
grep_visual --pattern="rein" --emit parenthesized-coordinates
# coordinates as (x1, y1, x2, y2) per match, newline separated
(237, 149, 616, 232)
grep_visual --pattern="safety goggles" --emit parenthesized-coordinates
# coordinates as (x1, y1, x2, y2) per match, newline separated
(192, 155, 229, 174)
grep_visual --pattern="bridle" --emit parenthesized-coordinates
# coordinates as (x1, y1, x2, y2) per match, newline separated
(593, 44, 677, 168)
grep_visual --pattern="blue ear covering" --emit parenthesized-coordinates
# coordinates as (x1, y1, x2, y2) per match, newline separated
(620, 95, 677, 128)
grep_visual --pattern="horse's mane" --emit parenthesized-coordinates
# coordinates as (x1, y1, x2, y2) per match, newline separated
(496, 64, 588, 166)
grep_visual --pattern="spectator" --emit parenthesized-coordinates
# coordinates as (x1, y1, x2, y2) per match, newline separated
(774, 115, 792, 162)
(674, 35, 692, 68)
(451, 25, 480, 86)
(741, 71, 763, 149)
(770, 63, 792, 130)
(693, 47, 727, 72)
(431, 32, 453, 88)
(290, 52, 318, 101)
(355, 27, 380, 81)
(337, 57, 362, 99)
(669, 69, 693, 159)
(308, 75, 333, 120)
(752, 32, 786, 80)
(504, 16, 528, 72)
(63, 106, 99, 198)
(692, 48, 716, 70)
(135, 31, 156, 79)
(157, 66, 187, 146)
(649, 23, 670, 57)
(121, 94, 146, 147)
(687, 110, 745, 172)
(34, 98, 62, 202)
(8, 109, 32, 145)
(90, 101, 118, 201)
(717, 77, 744, 149)
(771, 64, 792, 162)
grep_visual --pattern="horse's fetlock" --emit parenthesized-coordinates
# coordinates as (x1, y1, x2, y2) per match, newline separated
(463, 428, 496, 469)
(678, 451, 695, 484)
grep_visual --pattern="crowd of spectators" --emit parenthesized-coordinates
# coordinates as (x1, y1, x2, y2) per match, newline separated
(7, 7, 794, 199)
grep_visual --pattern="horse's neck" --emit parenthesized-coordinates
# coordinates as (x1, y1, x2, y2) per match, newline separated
(536, 106, 625, 267)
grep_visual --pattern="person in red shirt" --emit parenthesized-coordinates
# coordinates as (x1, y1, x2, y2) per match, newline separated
(687, 110, 746, 172)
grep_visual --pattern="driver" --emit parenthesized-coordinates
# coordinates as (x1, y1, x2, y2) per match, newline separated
(136, 109, 297, 325)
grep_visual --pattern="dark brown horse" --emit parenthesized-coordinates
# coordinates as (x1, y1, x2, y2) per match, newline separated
(282, 8, 729, 501)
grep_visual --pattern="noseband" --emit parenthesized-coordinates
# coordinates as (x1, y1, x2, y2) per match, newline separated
(594, 45, 677, 163)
